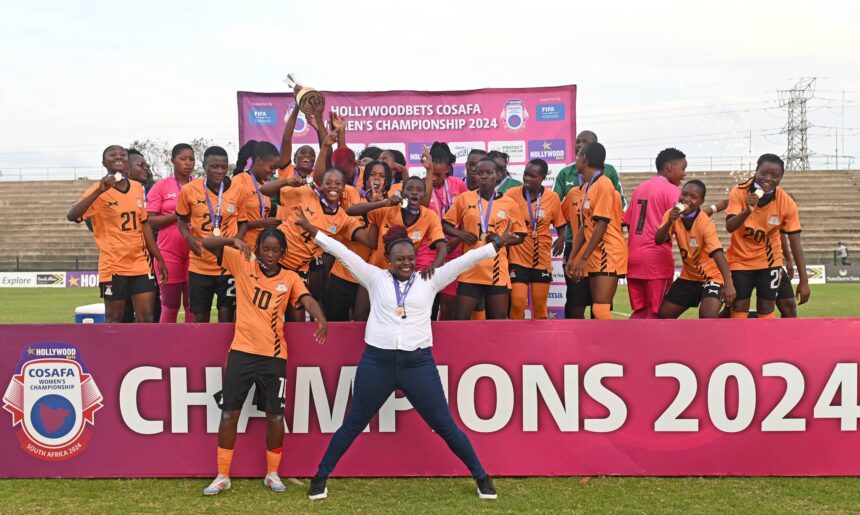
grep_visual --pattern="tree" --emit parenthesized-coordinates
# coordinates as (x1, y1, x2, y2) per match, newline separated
(128, 138, 228, 178)
(128, 139, 171, 179)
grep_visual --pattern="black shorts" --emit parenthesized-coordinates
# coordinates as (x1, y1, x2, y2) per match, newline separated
(188, 272, 236, 314)
(563, 242, 591, 307)
(325, 274, 359, 322)
(509, 264, 553, 284)
(776, 269, 794, 300)
(216, 350, 287, 414)
(664, 279, 723, 308)
(457, 282, 510, 299)
(99, 274, 156, 300)
(309, 255, 325, 272)
(732, 268, 781, 302)
(565, 277, 592, 307)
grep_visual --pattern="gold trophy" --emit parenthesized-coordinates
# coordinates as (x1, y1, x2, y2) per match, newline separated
(284, 73, 325, 115)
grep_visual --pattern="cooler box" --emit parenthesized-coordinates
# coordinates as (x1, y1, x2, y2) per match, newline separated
(75, 303, 105, 324)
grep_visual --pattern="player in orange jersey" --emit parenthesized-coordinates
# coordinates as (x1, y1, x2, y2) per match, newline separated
(67, 145, 168, 323)
(564, 142, 627, 320)
(323, 160, 394, 321)
(176, 146, 248, 323)
(233, 140, 283, 248)
(201, 228, 326, 496)
(277, 102, 318, 181)
(725, 154, 810, 318)
(655, 180, 736, 318)
(443, 157, 526, 319)
(353, 175, 447, 277)
(504, 159, 567, 319)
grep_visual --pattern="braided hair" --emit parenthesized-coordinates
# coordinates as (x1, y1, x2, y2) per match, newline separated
(383, 225, 413, 257)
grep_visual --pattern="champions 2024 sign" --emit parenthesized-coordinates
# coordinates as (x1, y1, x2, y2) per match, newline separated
(237, 86, 577, 181)
(3, 321, 860, 477)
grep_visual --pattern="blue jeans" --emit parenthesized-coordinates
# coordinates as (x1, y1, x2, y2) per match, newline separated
(315, 345, 487, 479)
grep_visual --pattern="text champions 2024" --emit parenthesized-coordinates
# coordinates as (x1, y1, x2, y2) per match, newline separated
(116, 361, 860, 436)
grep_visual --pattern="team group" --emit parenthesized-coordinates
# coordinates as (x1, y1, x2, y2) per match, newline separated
(68, 107, 810, 325)
(66, 105, 811, 500)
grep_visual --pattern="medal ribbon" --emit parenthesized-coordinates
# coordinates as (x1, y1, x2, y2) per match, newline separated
(525, 187, 542, 235)
(311, 182, 339, 212)
(392, 273, 416, 315)
(250, 172, 266, 218)
(477, 192, 495, 236)
(433, 179, 451, 213)
(204, 180, 224, 231)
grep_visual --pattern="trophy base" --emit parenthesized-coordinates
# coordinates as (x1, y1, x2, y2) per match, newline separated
(296, 89, 325, 115)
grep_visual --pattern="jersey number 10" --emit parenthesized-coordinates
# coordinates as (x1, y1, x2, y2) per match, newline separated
(252, 287, 272, 310)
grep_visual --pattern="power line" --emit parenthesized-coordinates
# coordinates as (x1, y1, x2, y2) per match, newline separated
(778, 77, 816, 171)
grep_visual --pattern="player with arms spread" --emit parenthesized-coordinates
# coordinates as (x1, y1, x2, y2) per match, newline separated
(201, 228, 326, 496)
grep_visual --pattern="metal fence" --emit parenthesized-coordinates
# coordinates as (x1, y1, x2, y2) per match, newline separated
(0, 167, 104, 182)
(0, 156, 854, 181)
(0, 256, 98, 272)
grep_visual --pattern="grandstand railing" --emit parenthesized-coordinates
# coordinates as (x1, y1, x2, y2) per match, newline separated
(0, 256, 98, 272)
(0, 156, 854, 181)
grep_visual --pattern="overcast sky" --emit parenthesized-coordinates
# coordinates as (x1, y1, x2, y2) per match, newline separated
(2, 0, 859, 177)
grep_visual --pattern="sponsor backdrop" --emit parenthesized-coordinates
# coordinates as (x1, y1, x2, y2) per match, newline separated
(3, 320, 860, 477)
(237, 86, 577, 183)
(825, 265, 860, 284)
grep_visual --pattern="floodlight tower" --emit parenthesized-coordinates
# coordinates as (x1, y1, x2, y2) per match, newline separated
(778, 77, 816, 171)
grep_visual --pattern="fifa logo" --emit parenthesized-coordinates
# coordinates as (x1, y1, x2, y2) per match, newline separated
(3, 343, 103, 461)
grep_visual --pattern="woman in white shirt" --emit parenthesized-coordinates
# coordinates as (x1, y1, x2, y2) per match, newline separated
(294, 210, 516, 501)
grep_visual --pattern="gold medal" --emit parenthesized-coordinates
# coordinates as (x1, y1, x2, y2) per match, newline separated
(250, 252, 256, 261)
(212, 227, 221, 237)
(480, 232, 488, 241)
(532, 230, 538, 239)
(395, 306, 406, 317)
(113, 172, 122, 181)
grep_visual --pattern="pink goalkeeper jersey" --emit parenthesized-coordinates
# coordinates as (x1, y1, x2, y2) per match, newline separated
(623, 175, 679, 279)
(146, 177, 190, 266)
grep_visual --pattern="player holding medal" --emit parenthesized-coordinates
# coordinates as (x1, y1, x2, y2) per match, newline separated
(294, 209, 518, 501)
(176, 146, 248, 322)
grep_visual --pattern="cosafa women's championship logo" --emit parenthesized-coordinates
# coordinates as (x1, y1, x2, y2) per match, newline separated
(500, 99, 529, 132)
(284, 102, 310, 136)
(3, 343, 103, 461)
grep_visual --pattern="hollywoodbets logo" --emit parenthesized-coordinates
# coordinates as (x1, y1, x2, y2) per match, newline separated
(3, 343, 103, 461)
(527, 139, 567, 162)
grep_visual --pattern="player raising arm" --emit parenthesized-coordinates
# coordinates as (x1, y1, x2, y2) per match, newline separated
(67, 145, 167, 323)
(655, 180, 735, 318)
(201, 228, 325, 496)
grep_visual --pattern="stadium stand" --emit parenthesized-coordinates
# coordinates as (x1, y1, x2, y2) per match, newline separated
(0, 170, 857, 271)
(0, 180, 98, 271)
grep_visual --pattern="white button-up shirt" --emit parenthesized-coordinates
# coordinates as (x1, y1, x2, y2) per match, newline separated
(314, 232, 497, 351)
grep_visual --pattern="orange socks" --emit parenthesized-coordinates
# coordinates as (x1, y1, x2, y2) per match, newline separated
(509, 284, 528, 319)
(730, 311, 749, 319)
(758, 311, 776, 319)
(592, 303, 612, 320)
(471, 310, 486, 320)
(266, 448, 282, 475)
(531, 283, 550, 319)
(217, 447, 234, 477)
